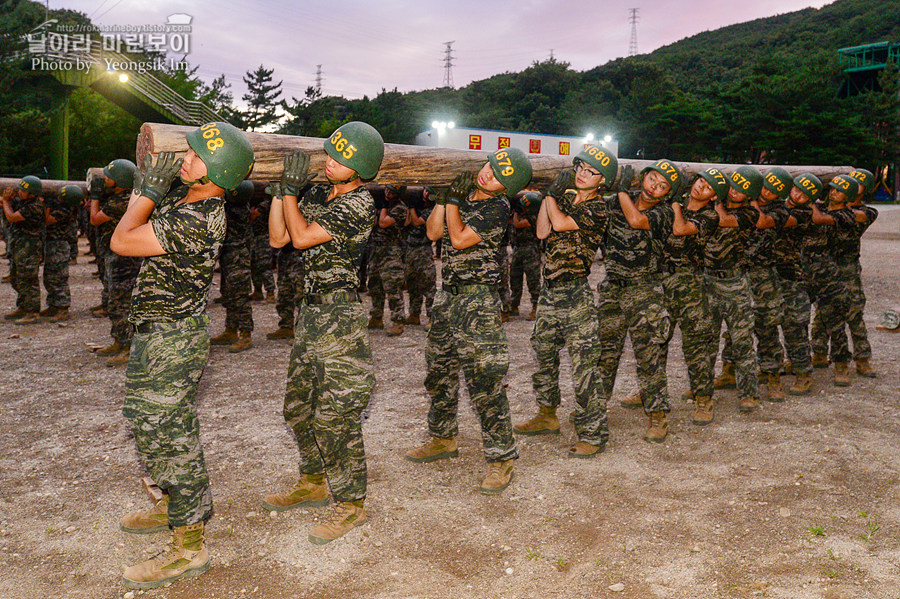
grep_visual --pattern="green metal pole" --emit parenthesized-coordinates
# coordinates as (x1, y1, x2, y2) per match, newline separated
(49, 87, 71, 180)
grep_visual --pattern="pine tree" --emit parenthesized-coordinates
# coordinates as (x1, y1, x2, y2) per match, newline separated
(241, 65, 283, 131)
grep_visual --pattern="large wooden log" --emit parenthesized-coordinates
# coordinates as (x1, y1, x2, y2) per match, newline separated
(137, 122, 853, 189)
(0, 177, 88, 197)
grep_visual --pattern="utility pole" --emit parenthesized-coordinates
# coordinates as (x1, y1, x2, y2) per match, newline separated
(443, 41, 455, 89)
(629, 8, 639, 57)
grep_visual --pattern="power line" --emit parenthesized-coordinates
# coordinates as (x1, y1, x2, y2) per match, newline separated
(442, 41, 455, 89)
(628, 8, 639, 57)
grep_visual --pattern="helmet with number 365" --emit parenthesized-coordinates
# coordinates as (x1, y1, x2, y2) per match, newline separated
(324, 121, 385, 180)
(186, 121, 255, 190)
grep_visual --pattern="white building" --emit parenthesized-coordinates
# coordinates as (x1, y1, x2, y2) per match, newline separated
(415, 125, 618, 158)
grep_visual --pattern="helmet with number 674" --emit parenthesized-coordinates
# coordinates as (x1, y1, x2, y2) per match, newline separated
(185, 121, 255, 190)
(324, 121, 384, 180)
(792, 173, 823, 202)
(488, 147, 533, 196)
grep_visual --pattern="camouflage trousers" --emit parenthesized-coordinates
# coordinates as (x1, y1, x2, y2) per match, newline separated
(43, 238, 71, 309)
(510, 243, 541, 311)
(275, 249, 303, 330)
(424, 287, 518, 462)
(496, 247, 511, 313)
(803, 257, 851, 363)
(811, 260, 870, 360)
(123, 315, 213, 528)
(107, 253, 141, 346)
(368, 244, 406, 323)
(531, 278, 606, 445)
(663, 269, 716, 398)
(404, 244, 436, 318)
(778, 275, 812, 374)
(221, 243, 253, 332)
(11, 235, 42, 313)
(722, 266, 785, 375)
(250, 231, 275, 294)
(596, 277, 672, 414)
(96, 242, 110, 310)
(283, 300, 374, 502)
(706, 272, 759, 399)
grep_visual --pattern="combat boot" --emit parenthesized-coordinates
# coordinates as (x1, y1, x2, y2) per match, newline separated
(405, 436, 458, 463)
(692, 396, 714, 426)
(14, 312, 40, 325)
(308, 500, 367, 545)
(249, 290, 264, 301)
(782, 360, 794, 375)
(765, 373, 785, 403)
(812, 352, 829, 368)
(367, 316, 383, 329)
(479, 459, 514, 495)
(265, 290, 276, 303)
(525, 308, 536, 321)
(385, 321, 404, 337)
(855, 359, 877, 378)
(513, 405, 560, 436)
(3, 307, 26, 320)
(106, 347, 131, 367)
(121, 522, 209, 589)
(681, 389, 695, 401)
(500, 311, 510, 323)
(39, 306, 58, 318)
(619, 391, 643, 409)
(738, 396, 758, 413)
(120, 495, 169, 534)
(210, 328, 238, 346)
(261, 474, 330, 512)
(509, 307, 519, 317)
(833, 362, 851, 387)
(404, 313, 421, 326)
(228, 330, 252, 353)
(48, 308, 69, 322)
(266, 327, 293, 340)
(713, 363, 736, 389)
(643, 411, 668, 443)
(789, 373, 812, 396)
(568, 441, 604, 459)
(96, 341, 121, 356)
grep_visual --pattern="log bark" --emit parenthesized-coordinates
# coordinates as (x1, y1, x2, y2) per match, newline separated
(138, 122, 854, 189)
(0, 178, 88, 197)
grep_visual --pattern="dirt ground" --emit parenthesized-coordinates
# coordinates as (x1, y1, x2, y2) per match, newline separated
(1, 206, 899, 599)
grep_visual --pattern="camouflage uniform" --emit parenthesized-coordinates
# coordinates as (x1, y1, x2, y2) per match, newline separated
(703, 204, 760, 399)
(774, 204, 813, 374)
(509, 211, 541, 314)
(496, 220, 513, 314)
(221, 199, 254, 332)
(104, 190, 142, 347)
(530, 192, 607, 444)
(596, 193, 674, 415)
(282, 184, 375, 503)
(404, 203, 436, 319)
(123, 185, 225, 527)
(95, 193, 117, 310)
(662, 202, 719, 398)
(275, 246, 304, 330)
(43, 198, 76, 309)
(9, 197, 44, 313)
(424, 195, 518, 463)
(249, 197, 276, 295)
(368, 201, 408, 324)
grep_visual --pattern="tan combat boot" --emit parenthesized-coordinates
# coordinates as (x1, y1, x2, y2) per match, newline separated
(812, 352, 829, 368)
(500, 311, 510, 323)
(509, 307, 519, 317)
(738, 396, 759, 412)
(789, 373, 812, 395)
(766, 373, 785, 403)
(479, 459, 515, 494)
(681, 389, 695, 401)
(513, 405, 560, 436)
(266, 327, 293, 340)
(121, 521, 209, 589)
(210, 328, 238, 346)
(39, 306, 57, 318)
(308, 500, 367, 545)
(106, 347, 131, 367)
(713, 363, 736, 389)
(404, 313, 421, 326)
(568, 441, 604, 459)
(692, 396, 714, 425)
(833, 362, 851, 387)
(120, 495, 169, 534)
(525, 308, 536, 321)
(855, 359, 876, 378)
(95, 340, 121, 356)
(3, 307, 26, 320)
(619, 391, 643, 409)
(14, 312, 40, 325)
(228, 330, 252, 353)
(385, 321, 404, 337)
(265, 290, 276, 303)
(643, 411, 669, 443)
(48, 308, 69, 322)
(405, 436, 459, 463)
(367, 316, 383, 329)
(782, 360, 794, 375)
(261, 474, 330, 511)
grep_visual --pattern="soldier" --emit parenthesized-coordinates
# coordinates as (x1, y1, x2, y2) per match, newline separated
(404, 187, 437, 326)
(88, 172, 113, 318)
(210, 180, 255, 352)
(1, 176, 44, 324)
(268, 244, 304, 340)
(497, 215, 513, 322)
(40, 184, 82, 321)
(367, 184, 408, 336)
(248, 191, 276, 301)
(509, 191, 542, 320)
(513, 145, 613, 456)
(112, 121, 254, 589)
(263, 122, 383, 544)
(405, 147, 531, 493)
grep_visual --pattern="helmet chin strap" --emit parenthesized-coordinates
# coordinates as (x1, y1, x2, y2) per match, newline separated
(328, 172, 359, 185)
(474, 181, 505, 197)
(180, 174, 210, 186)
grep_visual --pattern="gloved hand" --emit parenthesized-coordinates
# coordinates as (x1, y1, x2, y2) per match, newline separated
(89, 175, 105, 199)
(281, 151, 313, 197)
(140, 152, 183, 204)
(545, 169, 574, 200)
(447, 171, 475, 206)
(617, 165, 635, 193)
(264, 181, 284, 198)
(132, 168, 144, 196)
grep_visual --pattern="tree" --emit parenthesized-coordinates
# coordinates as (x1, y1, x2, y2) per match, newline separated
(241, 65, 283, 131)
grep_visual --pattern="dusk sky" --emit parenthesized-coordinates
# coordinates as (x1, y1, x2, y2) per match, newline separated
(55, 0, 833, 105)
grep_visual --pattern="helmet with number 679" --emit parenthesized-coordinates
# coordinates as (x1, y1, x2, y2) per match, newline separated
(185, 121, 255, 190)
(488, 147, 533, 196)
(324, 121, 384, 180)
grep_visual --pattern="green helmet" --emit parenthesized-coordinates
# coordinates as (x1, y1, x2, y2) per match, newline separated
(17, 175, 42, 196)
(59, 185, 84, 208)
(848, 168, 875, 193)
(828, 174, 859, 199)
(727, 165, 763, 201)
(103, 158, 136, 189)
(640, 159, 684, 200)
(324, 121, 384, 180)
(225, 180, 254, 205)
(763, 167, 793, 200)
(574, 144, 618, 183)
(520, 190, 543, 217)
(488, 147, 533, 196)
(696, 167, 729, 203)
(793, 173, 823, 201)
(186, 121, 255, 190)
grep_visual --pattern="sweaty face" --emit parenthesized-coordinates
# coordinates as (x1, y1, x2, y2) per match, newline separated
(324, 156, 357, 184)
(179, 148, 210, 184)
(690, 177, 716, 202)
(642, 170, 671, 199)
(477, 162, 507, 194)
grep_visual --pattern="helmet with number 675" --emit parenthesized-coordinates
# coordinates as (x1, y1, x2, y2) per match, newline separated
(324, 121, 385, 180)
(186, 121, 255, 190)
(488, 147, 533, 196)
(762, 167, 793, 200)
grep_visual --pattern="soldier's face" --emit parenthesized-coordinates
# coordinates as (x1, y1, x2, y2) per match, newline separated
(759, 187, 779, 203)
(180, 148, 209, 183)
(642, 170, 671, 199)
(477, 162, 506, 193)
(574, 162, 604, 190)
(384, 188, 398, 201)
(727, 186, 749, 204)
(16, 189, 28, 200)
(325, 156, 356, 183)
(789, 186, 810, 205)
(690, 178, 715, 201)
(828, 187, 848, 204)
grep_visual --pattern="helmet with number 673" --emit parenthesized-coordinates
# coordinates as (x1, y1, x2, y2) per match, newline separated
(828, 174, 859, 199)
(324, 121, 384, 180)
(186, 121, 255, 190)
(488, 147, 533, 196)
(574, 144, 618, 183)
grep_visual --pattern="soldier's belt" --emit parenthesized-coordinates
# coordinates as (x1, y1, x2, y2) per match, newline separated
(300, 290, 361, 305)
(703, 268, 743, 279)
(442, 283, 492, 295)
(133, 314, 209, 334)
(543, 274, 585, 288)
(603, 276, 643, 288)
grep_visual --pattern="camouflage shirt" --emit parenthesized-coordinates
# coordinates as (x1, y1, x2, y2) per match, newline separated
(847, 205, 878, 261)
(801, 203, 856, 260)
(512, 212, 540, 249)
(223, 200, 251, 248)
(103, 189, 132, 225)
(12, 197, 44, 238)
(406, 204, 433, 248)
(773, 204, 812, 278)
(249, 198, 271, 236)
(441, 194, 510, 287)
(702, 205, 759, 272)
(746, 202, 791, 267)
(542, 192, 606, 281)
(298, 183, 374, 294)
(378, 201, 408, 247)
(45, 200, 76, 240)
(603, 193, 674, 281)
(129, 185, 226, 325)
(664, 203, 719, 270)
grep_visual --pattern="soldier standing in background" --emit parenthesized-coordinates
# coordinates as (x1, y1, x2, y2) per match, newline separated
(368, 184, 408, 336)
(268, 244, 304, 340)
(404, 186, 436, 326)
(248, 192, 276, 302)
(509, 191, 542, 320)
(88, 172, 112, 318)
(497, 214, 513, 322)
(40, 184, 82, 322)
(1, 176, 44, 324)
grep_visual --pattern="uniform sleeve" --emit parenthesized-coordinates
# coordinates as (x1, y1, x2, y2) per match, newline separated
(769, 205, 791, 230)
(684, 209, 719, 237)
(20, 201, 44, 226)
(735, 207, 759, 231)
(152, 206, 220, 255)
(103, 194, 130, 221)
(831, 208, 857, 229)
(389, 203, 407, 223)
(864, 206, 878, 224)
(463, 198, 508, 247)
(313, 192, 373, 247)
(646, 203, 674, 239)
(569, 200, 607, 235)
(47, 204, 71, 224)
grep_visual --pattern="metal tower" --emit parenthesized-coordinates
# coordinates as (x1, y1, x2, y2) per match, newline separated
(628, 8, 639, 57)
(315, 64, 323, 93)
(443, 41, 455, 88)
